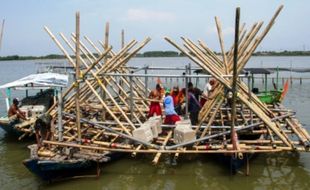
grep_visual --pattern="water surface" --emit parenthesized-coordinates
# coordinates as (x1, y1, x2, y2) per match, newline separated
(0, 57, 309, 189)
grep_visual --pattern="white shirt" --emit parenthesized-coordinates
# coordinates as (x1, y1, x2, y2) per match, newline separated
(202, 83, 212, 98)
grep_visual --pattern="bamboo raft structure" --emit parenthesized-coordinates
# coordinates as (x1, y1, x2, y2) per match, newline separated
(23, 5, 310, 179)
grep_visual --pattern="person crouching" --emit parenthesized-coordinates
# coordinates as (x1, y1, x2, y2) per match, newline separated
(163, 90, 180, 124)
(34, 113, 55, 148)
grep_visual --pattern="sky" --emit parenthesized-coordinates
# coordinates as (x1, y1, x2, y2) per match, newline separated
(0, 0, 309, 56)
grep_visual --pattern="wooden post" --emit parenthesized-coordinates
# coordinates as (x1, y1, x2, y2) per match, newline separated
(145, 66, 148, 97)
(57, 89, 63, 141)
(231, 7, 240, 148)
(119, 29, 125, 95)
(247, 74, 253, 124)
(215, 16, 228, 74)
(265, 74, 268, 93)
(185, 66, 189, 119)
(129, 74, 134, 120)
(276, 67, 279, 90)
(121, 29, 125, 48)
(188, 63, 192, 82)
(105, 22, 109, 51)
(0, 19, 4, 50)
(75, 12, 81, 143)
(102, 22, 109, 120)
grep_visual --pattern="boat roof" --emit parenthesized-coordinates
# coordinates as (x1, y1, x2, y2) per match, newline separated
(0, 73, 69, 89)
(194, 67, 310, 75)
(194, 68, 273, 75)
(243, 68, 273, 74)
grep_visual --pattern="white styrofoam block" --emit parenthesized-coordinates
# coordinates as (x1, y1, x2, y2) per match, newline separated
(145, 117, 162, 137)
(133, 125, 154, 142)
(174, 126, 196, 144)
(148, 116, 162, 124)
(175, 119, 192, 126)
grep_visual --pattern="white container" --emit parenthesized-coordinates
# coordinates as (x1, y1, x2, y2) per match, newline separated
(20, 105, 46, 118)
(146, 116, 162, 137)
(32, 105, 46, 116)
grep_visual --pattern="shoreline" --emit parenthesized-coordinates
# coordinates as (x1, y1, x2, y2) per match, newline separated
(1, 51, 310, 61)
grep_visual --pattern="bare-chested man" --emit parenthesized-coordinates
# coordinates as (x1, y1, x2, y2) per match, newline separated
(8, 98, 27, 121)
(148, 84, 162, 117)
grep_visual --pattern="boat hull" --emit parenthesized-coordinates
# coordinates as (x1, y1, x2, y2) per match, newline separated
(0, 119, 25, 137)
(23, 158, 96, 181)
(23, 152, 123, 181)
(217, 153, 255, 174)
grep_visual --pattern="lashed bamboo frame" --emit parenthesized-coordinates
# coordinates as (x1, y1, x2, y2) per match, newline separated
(22, 6, 310, 167)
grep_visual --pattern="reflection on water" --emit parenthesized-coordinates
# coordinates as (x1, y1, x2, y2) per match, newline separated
(0, 58, 310, 189)
(38, 153, 310, 190)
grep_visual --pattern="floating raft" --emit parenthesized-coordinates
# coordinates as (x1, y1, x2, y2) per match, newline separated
(23, 5, 310, 179)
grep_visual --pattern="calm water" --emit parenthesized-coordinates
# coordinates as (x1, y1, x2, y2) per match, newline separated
(0, 57, 310, 190)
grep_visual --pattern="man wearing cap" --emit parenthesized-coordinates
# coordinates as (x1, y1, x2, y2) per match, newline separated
(8, 98, 27, 122)
(163, 90, 180, 124)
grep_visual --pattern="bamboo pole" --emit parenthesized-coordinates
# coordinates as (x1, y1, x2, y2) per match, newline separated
(0, 19, 4, 50)
(215, 16, 228, 74)
(84, 35, 150, 99)
(70, 39, 140, 129)
(72, 37, 143, 123)
(168, 36, 293, 147)
(43, 140, 289, 154)
(231, 7, 240, 148)
(152, 131, 172, 165)
(166, 34, 292, 148)
(47, 29, 135, 136)
(199, 97, 224, 138)
(121, 29, 125, 48)
(75, 12, 82, 143)
(63, 112, 160, 149)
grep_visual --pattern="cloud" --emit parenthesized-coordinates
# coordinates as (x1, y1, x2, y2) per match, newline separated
(123, 9, 176, 22)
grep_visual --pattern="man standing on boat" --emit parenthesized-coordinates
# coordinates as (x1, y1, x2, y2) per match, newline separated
(8, 98, 27, 122)
(188, 82, 202, 101)
(148, 84, 163, 117)
(181, 89, 201, 125)
(200, 78, 218, 106)
(163, 89, 181, 124)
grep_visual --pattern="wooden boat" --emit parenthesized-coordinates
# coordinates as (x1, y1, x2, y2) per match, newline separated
(23, 145, 123, 181)
(0, 73, 68, 139)
(256, 90, 282, 104)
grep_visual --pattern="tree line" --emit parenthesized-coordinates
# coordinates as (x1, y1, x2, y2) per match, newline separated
(1, 50, 310, 61)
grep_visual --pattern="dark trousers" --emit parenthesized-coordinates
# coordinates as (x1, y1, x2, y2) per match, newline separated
(190, 111, 199, 125)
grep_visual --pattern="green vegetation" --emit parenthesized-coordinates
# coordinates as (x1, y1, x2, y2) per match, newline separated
(1, 50, 310, 61)
(143, 51, 179, 57)
(0, 54, 65, 61)
(253, 51, 310, 56)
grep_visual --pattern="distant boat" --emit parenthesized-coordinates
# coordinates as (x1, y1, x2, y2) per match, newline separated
(0, 73, 68, 139)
